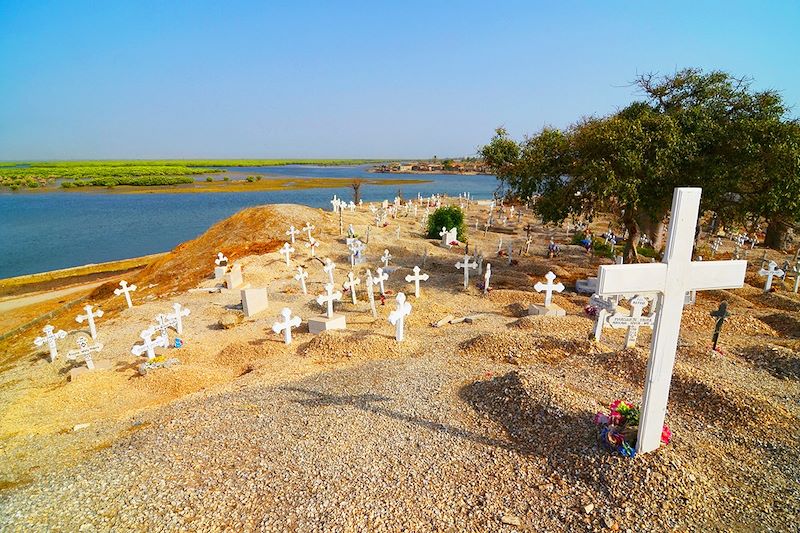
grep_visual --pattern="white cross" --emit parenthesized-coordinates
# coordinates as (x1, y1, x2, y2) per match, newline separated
(483, 263, 492, 295)
(497, 238, 503, 253)
(316, 282, 342, 319)
(349, 240, 365, 266)
(373, 267, 389, 295)
(76, 304, 104, 340)
(294, 266, 308, 294)
(166, 303, 190, 334)
(607, 295, 655, 349)
(34, 325, 67, 362)
(66, 336, 103, 370)
(596, 187, 747, 454)
(534, 271, 564, 307)
(404, 266, 429, 298)
(306, 237, 319, 257)
(365, 269, 378, 318)
(381, 249, 392, 268)
(388, 292, 412, 342)
(302, 222, 315, 240)
(286, 225, 300, 243)
(758, 261, 784, 292)
(131, 327, 167, 360)
(455, 253, 477, 289)
(589, 293, 618, 342)
(344, 271, 361, 304)
(152, 313, 173, 345)
(114, 280, 137, 309)
(331, 196, 340, 212)
(323, 258, 336, 284)
(279, 243, 295, 266)
(348, 201, 356, 212)
(272, 307, 301, 344)
(214, 252, 228, 266)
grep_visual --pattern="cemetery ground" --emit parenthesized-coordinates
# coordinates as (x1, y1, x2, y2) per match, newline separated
(0, 202, 798, 531)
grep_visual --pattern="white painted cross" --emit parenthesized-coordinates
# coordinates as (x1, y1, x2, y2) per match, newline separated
(323, 258, 336, 284)
(286, 225, 300, 243)
(589, 293, 618, 342)
(404, 266, 429, 298)
(373, 267, 389, 296)
(381, 249, 392, 268)
(302, 222, 315, 241)
(365, 269, 378, 318)
(75, 304, 104, 340)
(534, 271, 564, 307)
(306, 237, 319, 258)
(316, 282, 342, 319)
(152, 313, 174, 345)
(344, 271, 361, 304)
(455, 253, 477, 289)
(132, 327, 167, 360)
(388, 292, 412, 342)
(279, 243, 295, 266)
(114, 280, 137, 309)
(166, 303, 190, 334)
(272, 307, 301, 344)
(34, 325, 67, 362)
(349, 240, 365, 266)
(214, 252, 228, 266)
(294, 266, 308, 295)
(607, 295, 655, 349)
(596, 187, 747, 454)
(483, 263, 492, 295)
(759, 261, 784, 293)
(66, 335, 103, 370)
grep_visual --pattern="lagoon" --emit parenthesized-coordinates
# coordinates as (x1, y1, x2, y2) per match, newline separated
(0, 165, 498, 278)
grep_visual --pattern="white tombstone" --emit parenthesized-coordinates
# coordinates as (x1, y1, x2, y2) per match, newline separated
(439, 227, 457, 248)
(225, 263, 244, 290)
(294, 266, 308, 295)
(388, 292, 412, 342)
(404, 266, 429, 298)
(132, 327, 168, 360)
(286, 225, 300, 243)
(272, 307, 301, 344)
(596, 187, 747, 454)
(323, 257, 337, 285)
(114, 280, 137, 309)
(242, 288, 269, 318)
(607, 295, 655, 348)
(344, 271, 361, 304)
(75, 304, 104, 340)
(306, 237, 319, 258)
(302, 222, 315, 241)
(759, 261, 784, 293)
(279, 243, 295, 266)
(455, 253, 477, 290)
(483, 263, 492, 295)
(381, 249, 392, 268)
(34, 325, 67, 362)
(66, 335, 105, 373)
(529, 271, 565, 316)
(373, 267, 389, 296)
(309, 283, 346, 334)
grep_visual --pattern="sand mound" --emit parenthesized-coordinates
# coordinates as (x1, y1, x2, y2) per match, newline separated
(508, 315, 594, 336)
(300, 330, 418, 362)
(681, 308, 778, 336)
(460, 331, 591, 363)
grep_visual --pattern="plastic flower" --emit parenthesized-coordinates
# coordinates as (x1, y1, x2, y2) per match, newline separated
(593, 412, 609, 425)
(661, 425, 672, 444)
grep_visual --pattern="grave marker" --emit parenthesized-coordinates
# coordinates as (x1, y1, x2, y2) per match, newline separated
(132, 327, 167, 360)
(344, 271, 361, 304)
(310, 282, 346, 333)
(710, 301, 730, 350)
(607, 295, 655, 348)
(530, 271, 565, 316)
(483, 263, 492, 294)
(272, 307, 301, 344)
(366, 269, 378, 318)
(373, 267, 389, 296)
(114, 280, 137, 309)
(306, 237, 319, 258)
(279, 243, 295, 266)
(34, 325, 67, 362)
(758, 261, 784, 292)
(66, 335, 104, 372)
(388, 292, 412, 342)
(75, 304, 104, 340)
(294, 266, 308, 294)
(302, 222, 315, 241)
(455, 253, 477, 289)
(286, 225, 300, 243)
(323, 258, 337, 285)
(404, 266, 429, 298)
(381, 249, 392, 268)
(242, 288, 269, 317)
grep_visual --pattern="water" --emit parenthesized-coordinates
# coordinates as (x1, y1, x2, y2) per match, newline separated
(0, 165, 498, 278)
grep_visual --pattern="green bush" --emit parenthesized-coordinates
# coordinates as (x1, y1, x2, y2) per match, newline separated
(61, 181, 76, 188)
(246, 176, 255, 183)
(206, 177, 213, 182)
(426, 206, 467, 242)
(223, 177, 230, 182)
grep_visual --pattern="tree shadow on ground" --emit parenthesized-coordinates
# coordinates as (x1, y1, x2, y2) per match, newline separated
(759, 313, 800, 338)
(734, 345, 799, 381)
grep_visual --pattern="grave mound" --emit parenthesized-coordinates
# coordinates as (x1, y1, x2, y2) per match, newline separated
(508, 315, 593, 337)
(681, 308, 778, 336)
(460, 331, 590, 363)
(301, 329, 417, 361)
(734, 344, 799, 381)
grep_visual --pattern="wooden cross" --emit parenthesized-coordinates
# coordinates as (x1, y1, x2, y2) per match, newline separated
(388, 292, 412, 342)
(76, 304, 104, 340)
(323, 258, 336, 285)
(286, 225, 300, 243)
(404, 266, 429, 298)
(316, 283, 342, 319)
(294, 266, 308, 295)
(344, 271, 361, 304)
(455, 253, 477, 289)
(34, 325, 67, 362)
(114, 280, 137, 309)
(607, 295, 655, 348)
(534, 271, 564, 308)
(66, 336, 103, 370)
(758, 261, 784, 292)
(279, 243, 295, 266)
(710, 301, 730, 350)
(596, 187, 747, 454)
(272, 307, 301, 345)
(166, 303, 190, 334)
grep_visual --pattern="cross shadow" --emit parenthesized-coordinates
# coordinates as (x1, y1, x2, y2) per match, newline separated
(282, 386, 519, 452)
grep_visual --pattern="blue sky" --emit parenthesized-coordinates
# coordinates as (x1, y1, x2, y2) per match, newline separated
(0, 1, 798, 160)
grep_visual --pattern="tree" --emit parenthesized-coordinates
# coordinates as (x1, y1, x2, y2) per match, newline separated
(351, 179, 363, 204)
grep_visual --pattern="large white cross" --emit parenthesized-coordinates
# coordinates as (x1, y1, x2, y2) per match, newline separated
(76, 304, 104, 340)
(34, 325, 67, 362)
(607, 295, 655, 349)
(214, 252, 228, 266)
(286, 225, 300, 243)
(316, 282, 342, 319)
(373, 267, 389, 296)
(388, 292, 412, 342)
(272, 307, 301, 344)
(323, 258, 337, 285)
(66, 336, 103, 370)
(596, 187, 747, 454)
(166, 303, 190, 334)
(534, 271, 564, 307)
(344, 271, 361, 304)
(279, 243, 295, 266)
(294, 266, 308, 294)
(132, 327, 168, 360)
(404, 266, 429, 298)
(455, 253, 477, 289)
(114, 280, 137, 309)
(302, 222, 315, 241)
(483, 263, 492, 295)
(758, 261, 784, 292)
(381, 249, 392, 268)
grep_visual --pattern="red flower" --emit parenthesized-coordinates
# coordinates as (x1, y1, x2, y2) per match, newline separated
(661, 425, 672, 444)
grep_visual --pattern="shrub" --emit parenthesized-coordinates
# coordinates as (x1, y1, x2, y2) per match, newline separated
(61, 181, 76, 188)
(223, 177, 230, 182)
(246, 176, 255, 183)
(426, 206, 467, 242)
(206, 177, 213, 182)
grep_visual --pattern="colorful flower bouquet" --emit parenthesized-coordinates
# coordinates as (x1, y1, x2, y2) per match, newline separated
(593, 400, 671, 458)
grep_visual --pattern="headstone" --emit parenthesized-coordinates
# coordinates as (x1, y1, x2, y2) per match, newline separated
(455, 253, 477, 289)
(309, 283, 346, 334)
(596, 187, 747, 454)
(286, 225, 300, 243)
(506, 243, 513, 266)
(132, 327, 168, 360)
(439, 227, 457, 248)
(272, 307, 301, 344)
(388, 292, 412, 342)
(758, 261, 784, 292)
(114, 280, 137, 309)
(225, 263, 244, 290)
(279, 243, 295, 266)
(607, 295, 655, 348)
(75, 304, 104, 340)
(344, 271, 361, 304)
(710, 301, 730, 350)
(34, 325, 67, 361)
(294, 266, 308, 294)
(242, 288, 269, 317)
(575, 277, 599, 294)
(529, 271, 566, 316)
(404, 266, 429, 298)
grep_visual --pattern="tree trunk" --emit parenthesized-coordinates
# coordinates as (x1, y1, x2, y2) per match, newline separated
(764, 216, 789, 250)
(623, 209, 640, 263)
(351, 180, 363, 204)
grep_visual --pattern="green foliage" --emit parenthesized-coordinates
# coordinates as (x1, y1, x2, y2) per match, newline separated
(206, 177, 213, 182)
(246, 176, 256, 183)
(426, 206, 467, 242)
(223, 177, 230, 182)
